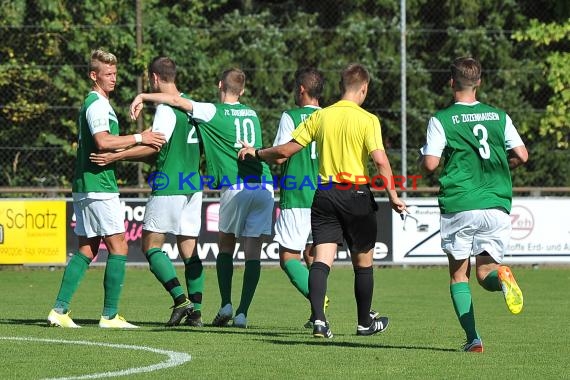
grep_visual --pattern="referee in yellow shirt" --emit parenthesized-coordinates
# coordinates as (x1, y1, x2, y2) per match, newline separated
(239, 63, 406, 338)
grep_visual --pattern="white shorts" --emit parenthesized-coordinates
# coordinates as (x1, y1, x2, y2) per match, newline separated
(73, 194, 125, 238)
(274, 208, 313, 251)
(440, 208, 511, 263)
(143, 193, 203, 236)
(219, 185, 274, 238)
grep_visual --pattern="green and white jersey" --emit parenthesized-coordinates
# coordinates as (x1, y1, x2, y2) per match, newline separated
(72, 91, 119, 196)
(273, 106, 319, 209)
(151, 93, 201, 196)
(422, 101, 524, 214)
(190, 101, 272, 188)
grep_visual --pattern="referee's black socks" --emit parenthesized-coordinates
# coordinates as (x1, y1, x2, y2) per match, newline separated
(354, 266, 374, 327)
(309, 262, 330, 322)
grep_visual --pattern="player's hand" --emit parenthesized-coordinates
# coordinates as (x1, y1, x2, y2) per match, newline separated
(130, 94, 145, 120)
(237, 140, 256, 160)
(89, 152, 117, 166)
(141, 129, 166, 150)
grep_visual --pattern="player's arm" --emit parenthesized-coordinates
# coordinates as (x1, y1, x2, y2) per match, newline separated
(90, 145, 157, 166)
(87, 100, 165, 151)
(504, 115, 528, 169)
(507, 146, 528, 169)
(419, 116, 445, 173)
(272, 112, 296, 164)
(130, 92, 193, 119)
(238, 139, 304, 163)
(92, 129, 165, 152)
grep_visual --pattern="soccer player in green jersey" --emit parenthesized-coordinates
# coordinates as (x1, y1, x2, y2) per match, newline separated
(47, 49, 165, 329)
(272, 67, 327, 327)
(90, 56, 205, 327)
(419, 57, 528, 352)
(240, 63, 407, 339)
(130, 68, 274, 329)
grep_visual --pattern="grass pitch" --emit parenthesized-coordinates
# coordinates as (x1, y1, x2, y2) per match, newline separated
(1, 265, 568, 379)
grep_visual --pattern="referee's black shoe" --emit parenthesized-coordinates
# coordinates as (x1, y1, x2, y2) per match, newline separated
(356, 316, 389, 336)
(313, 320, 333, 339)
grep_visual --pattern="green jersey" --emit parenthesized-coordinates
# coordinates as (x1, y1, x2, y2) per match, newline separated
(428, 102, 520, 214)
(274, 106, 319, 209)
(72, 91, 119, 194)
(151, 94, 201, 196)
(192, 102, 272, 188)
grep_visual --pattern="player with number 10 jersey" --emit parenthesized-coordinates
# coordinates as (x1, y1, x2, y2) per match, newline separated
(192, 102, 272, 188)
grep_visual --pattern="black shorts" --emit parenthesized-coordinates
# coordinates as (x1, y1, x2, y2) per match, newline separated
(311, 183, 378, 253)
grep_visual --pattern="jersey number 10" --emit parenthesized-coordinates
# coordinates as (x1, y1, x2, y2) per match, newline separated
(233, 118, 256, 147)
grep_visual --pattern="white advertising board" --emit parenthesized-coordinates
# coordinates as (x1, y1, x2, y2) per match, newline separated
(392, 198, 570, 264)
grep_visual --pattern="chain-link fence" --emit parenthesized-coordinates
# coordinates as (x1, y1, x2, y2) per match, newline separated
(1, 1, 568, 196)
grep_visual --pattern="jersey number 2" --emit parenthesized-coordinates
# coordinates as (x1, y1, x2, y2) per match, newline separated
(473, 124, 490, 159)
(187, 125, 199, 144)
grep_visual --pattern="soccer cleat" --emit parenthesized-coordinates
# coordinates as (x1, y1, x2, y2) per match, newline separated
(166, 299, 194, 327)
(369, 309, 380, 320)
(185, 310, 203, 327)
(211, 303, 233, 327)
(47, 309, 81, 328)
(312, 320, 333, 339)
(306, 308, 378, 329)
(463, 338, 484, 353)
(324, 295, 330, 311)
(233, 313, 247, 328)
(304, 319, 314, 329)
(99, 315, 139, 329)
(498, 266, 524, 314)
(356, 316, 389, 336)
(304, 295, 331, 328)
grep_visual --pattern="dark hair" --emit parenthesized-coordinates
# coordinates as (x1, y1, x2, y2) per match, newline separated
(450, 57, 481, 90)
(148, 56, 177, 83)
(295, 67, 325, 99)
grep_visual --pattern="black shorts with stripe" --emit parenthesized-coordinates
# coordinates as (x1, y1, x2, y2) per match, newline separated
(311, 183, 378, 254)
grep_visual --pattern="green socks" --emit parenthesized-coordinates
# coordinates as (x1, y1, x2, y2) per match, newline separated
(283, 258, 309, 298)
(102, 254, 127, 318)
(54, 251, 92, 313)
(216, 252, 234, 307)
(450, 282, 479, 342)
(184, 255, 204, 311)
(481, 270, 501, 292)
(145, 248, 185, 302)
(236, 260, 261, 317)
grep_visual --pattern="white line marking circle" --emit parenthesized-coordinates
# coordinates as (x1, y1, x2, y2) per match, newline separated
(0, 336, 191, 379)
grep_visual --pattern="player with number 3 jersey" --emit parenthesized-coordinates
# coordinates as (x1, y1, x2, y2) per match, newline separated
(420, 57, 528, 352)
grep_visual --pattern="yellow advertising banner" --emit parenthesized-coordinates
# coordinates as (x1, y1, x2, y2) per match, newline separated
(0, 200, 66, 264)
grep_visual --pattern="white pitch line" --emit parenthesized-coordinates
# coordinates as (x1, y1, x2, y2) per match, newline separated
(0, 336, 191, 379)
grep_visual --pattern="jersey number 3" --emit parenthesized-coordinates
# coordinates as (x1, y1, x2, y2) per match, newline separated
(473, 124, 490, 159)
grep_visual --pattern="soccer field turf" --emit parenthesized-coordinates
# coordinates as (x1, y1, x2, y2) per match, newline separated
(1, 265, 568, 379)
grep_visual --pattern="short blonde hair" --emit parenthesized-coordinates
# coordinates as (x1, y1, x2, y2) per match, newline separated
(89, 49, 117, 73)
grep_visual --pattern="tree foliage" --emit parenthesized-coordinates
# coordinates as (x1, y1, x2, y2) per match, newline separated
(0, 0, 567, 189)
(513, 19, 570, 149)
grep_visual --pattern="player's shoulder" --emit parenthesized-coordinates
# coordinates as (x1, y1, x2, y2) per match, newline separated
(475, 101, 507, 114)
